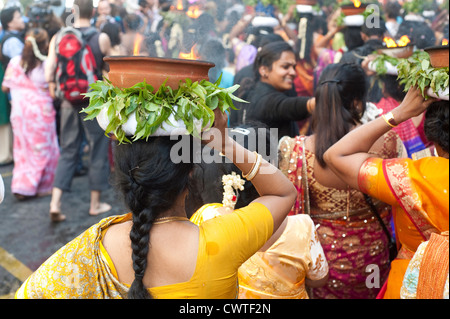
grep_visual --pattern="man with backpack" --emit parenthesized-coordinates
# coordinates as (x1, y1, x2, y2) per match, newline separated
(45, 0, 112, 222)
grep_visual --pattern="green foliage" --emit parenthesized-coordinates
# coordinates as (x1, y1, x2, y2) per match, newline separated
(371, 54, 400, 75)
(242, 0, 296, 14)
(397, 51, 449, 98)
(403, 0, 435, 14)
(81, 76, 247, 144)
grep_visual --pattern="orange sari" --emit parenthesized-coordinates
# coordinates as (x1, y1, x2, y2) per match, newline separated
(358, 156, 449, 299)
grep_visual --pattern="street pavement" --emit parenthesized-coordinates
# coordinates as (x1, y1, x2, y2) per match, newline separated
(0, 162, 126, 298)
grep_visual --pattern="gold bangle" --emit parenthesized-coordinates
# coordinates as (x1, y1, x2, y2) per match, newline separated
(243, 153, 262, 181)
(382, 112, 398, 128)
(242, 152, 261, 181)
(242, 151, 258, 179)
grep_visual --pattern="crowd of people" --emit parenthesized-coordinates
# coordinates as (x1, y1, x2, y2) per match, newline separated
(0, 0, 448, 300)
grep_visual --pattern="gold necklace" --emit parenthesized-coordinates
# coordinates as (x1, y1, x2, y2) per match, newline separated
(153, 216, 190, 225)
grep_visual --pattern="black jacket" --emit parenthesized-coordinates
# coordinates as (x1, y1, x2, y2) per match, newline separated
(245, 81, 310, 140)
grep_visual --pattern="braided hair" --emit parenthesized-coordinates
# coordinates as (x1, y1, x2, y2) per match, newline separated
(114, 136, 195, 299)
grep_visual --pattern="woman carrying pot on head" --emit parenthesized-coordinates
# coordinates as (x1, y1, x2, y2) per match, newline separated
(232, 41, 315, 141)
(278, 63, 405, 299)
(15, 108, 297, 299)
(188, 122, 329, 299)
(324, 89, 449, 299)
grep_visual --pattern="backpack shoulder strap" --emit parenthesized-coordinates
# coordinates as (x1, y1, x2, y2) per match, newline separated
(80, 27, 99, 43)
(55, 27, 84, 54)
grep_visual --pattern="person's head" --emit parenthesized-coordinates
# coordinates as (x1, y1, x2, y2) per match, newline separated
(0, 6, 25, 32)
(124, 13, 143, 31)
(97, 0, 112, 16)
(361, 19, 386, 41)
(379, 74, 406, 102)
(22, 28, 49, 75)
(397, 21, 436, 49)
(254, 41, 296, 92)
(246, 25, 275, 47)
(313, 63, 367, 167)
(424, 100, 449, 158)
(113, 136, 195, 299)
(198, 38, 226, 83)
(385, 1, 401, 20)
(343, 26, 364, 51)
(73, 0, 94, 20)
(101, 22, 121, 47)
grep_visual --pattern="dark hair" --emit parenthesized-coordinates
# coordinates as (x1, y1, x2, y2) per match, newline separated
(379, 74, 406, 102)
(397, 21, 436, 49)
(257, 33, 284, 48)
(385, 1, 401, 19)
(124, 13, 143, 31)
(187, 122, 276, 215)
(21, 28, 49, 75)
(343, 27, 364, 51)
(424, 100, 449, 154)
(101, 22, 121, 47)
(74, 0, 94, 20)
(361, 18, 386, 37)
(0, 6, 20, 31)
(246, 26, 275, 47)
(313, 63, 367, 167)
(114, 136, 195, 299)
(296, 13, 322, 64)
(198, 38, 226, 83)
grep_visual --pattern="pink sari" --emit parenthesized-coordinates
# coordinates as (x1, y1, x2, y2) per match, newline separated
(2, 56, 59, 196)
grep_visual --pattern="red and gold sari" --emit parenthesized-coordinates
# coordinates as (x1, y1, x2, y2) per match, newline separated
(359, 156, 449, 299)
(279, 131, 404, 299)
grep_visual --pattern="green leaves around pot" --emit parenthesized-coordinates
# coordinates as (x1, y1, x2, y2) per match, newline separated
(371, 54, 400, 75)
(397, 51, 449, 98)
(81, 75, 247, 144)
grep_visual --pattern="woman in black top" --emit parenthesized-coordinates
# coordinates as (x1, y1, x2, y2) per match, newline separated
(231, 41, 315, 141)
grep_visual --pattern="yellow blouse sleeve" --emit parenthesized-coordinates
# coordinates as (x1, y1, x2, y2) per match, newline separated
(201, 202, 274, 269)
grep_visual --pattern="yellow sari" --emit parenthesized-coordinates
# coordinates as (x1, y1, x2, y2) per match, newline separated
(16, 203, 273, 299)
(358, 156, 449, 299)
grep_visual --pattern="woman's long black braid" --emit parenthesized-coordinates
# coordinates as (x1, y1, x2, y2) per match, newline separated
(113, 136, 194, 299)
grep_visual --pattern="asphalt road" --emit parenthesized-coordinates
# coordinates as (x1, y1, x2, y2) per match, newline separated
(0, 162, 126, 298)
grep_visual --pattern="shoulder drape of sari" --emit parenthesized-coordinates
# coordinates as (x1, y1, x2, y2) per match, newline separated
(278, 135, 309, 216)
(359, 156, 449, 299)
(15, 214, 131, 299)
(401, 232, 449, 299)
(238, 214, 328, 299)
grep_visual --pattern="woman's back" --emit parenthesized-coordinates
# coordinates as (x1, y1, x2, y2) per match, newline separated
(103, 203, 274, 298)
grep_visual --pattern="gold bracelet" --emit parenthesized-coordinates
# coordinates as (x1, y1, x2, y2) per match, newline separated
(382, 112, 398, 128)
(242, 152, 258, 179)
(243, 153, 262, 181)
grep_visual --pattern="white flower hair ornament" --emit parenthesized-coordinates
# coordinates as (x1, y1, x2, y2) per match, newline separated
(25, 36, 47, 62)
(222, 172, 245, 210)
